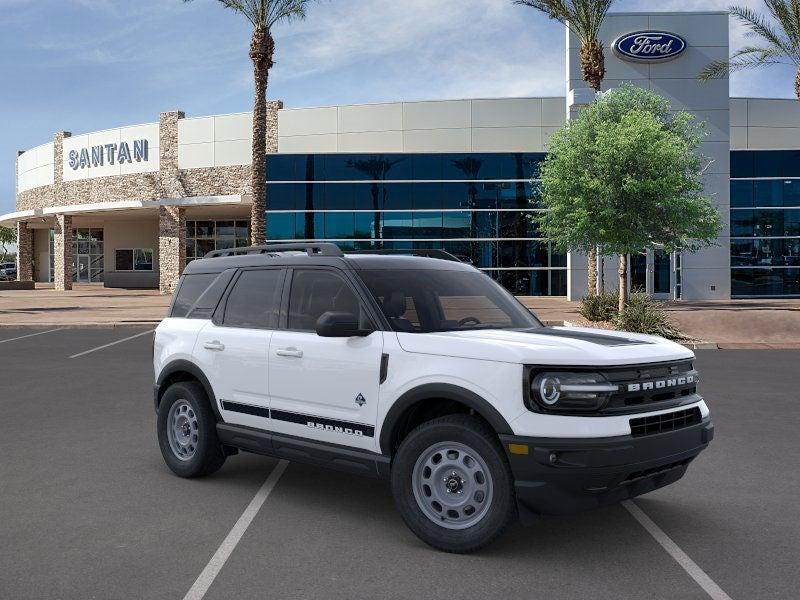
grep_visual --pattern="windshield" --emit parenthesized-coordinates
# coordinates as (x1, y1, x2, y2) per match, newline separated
(357, 269, 542, 333)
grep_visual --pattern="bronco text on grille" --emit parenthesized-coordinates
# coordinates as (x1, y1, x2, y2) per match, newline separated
(602, 361, 699, 413)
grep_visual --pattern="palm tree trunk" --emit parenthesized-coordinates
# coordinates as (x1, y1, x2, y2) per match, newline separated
(580, 40, 605, 93)
(580, 39, 604, 295)
(796, 67, 800, 102)
(618, 254, 628, 314)
(249, 29, 274, 246)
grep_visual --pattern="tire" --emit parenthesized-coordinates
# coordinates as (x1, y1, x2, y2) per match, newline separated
(157, 381, 226, 478)
(391, 414, 517, 553)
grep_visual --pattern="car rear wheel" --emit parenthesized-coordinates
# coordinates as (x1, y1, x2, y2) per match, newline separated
(157, 381, 225, 478)
(391, 414, 516, 553)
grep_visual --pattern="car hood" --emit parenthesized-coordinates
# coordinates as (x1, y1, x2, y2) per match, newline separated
(395, 326, 693, 366)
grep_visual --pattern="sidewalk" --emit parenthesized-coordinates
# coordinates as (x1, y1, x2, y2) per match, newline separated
(519, 296, 800, 348)
(0, 283, 169, 327)
(2, 285, 799, 347)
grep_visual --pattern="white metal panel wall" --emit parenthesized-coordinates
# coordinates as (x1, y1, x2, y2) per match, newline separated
(17, 142, 55, 193)
(276, 98, 562, 154)
(730, 98, 800, 150)
(178, 113, 252, 169)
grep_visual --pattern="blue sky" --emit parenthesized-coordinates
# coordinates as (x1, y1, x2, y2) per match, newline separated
(1, 0, 797, 215)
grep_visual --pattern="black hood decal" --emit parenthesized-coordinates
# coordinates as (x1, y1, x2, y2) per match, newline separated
(527, 327, 652, 347)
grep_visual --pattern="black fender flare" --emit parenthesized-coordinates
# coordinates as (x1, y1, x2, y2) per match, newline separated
(155, 359, 222, 421)
(379, 383, 513, 454)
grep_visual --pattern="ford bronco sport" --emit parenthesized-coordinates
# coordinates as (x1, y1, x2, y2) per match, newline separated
(153, 243, 713, 553)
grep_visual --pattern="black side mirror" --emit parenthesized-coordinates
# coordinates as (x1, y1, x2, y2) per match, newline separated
(315, 312, 372, 338)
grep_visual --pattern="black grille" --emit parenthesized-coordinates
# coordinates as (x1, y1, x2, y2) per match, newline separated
(629, 407, 702, 437)
(602, 361, 698, 413)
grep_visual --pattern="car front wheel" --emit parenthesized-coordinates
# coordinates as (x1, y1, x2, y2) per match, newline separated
(391, 414, 517, 553)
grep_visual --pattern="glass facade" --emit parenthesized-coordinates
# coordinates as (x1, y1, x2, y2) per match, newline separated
(731, 151, 800, 297)
(186, 220, 251, 265)
(264, 153, 567, 295)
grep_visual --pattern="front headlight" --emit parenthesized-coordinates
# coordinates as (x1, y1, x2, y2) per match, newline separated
(531, 372, 618, 412)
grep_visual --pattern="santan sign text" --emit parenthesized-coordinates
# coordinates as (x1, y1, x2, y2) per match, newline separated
(68, 139, 149, 170)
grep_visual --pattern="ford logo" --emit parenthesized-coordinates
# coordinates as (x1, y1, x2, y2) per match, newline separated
(613, 31, 687, 62)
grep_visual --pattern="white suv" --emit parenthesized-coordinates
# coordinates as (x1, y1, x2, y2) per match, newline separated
(153, 243, 713, 553)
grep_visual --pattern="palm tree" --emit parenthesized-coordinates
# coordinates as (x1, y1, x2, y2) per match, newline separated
(184, 0, 314, 245)
(452, 158, 484, 267)
(348, 157, 405, 246)
(515, 0, 616, 295)
(699, 3, 800, 101)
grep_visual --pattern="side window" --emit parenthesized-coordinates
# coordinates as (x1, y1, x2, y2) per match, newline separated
(187, 269, 235, 320)
(171, 273, 219, 318)
(222, 269, 283, 329)
(287, 269, 366, 331)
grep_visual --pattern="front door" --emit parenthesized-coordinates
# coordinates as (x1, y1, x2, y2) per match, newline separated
(627, 250, 674, 299)
(268, 268, 383, 451)
(77, 255, 90, 282)
(194, 268, 285, 429)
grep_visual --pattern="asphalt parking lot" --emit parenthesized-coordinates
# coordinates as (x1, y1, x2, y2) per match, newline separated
(1, 328, 798, 599)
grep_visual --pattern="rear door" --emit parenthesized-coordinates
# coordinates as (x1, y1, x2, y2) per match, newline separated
(268, 267, 384, 451)
(195, 267, 285, 430)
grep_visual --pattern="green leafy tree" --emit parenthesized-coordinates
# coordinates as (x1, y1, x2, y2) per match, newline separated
(0, 226, 15, 263)
(699, 2, 800, 100)
(184, 0, 315, 245)
(515, 0, 616, 294)
(535, 85, 722, 312)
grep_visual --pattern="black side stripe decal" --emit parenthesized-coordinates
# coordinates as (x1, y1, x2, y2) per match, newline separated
(220, 402, 374, 438)
(221, 401, 270, 418)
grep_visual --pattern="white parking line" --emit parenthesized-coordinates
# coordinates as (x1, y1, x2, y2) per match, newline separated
(0, 329, 63, 345)
(183, 460, 289, 600)
(68, 329, 155, 359)
(623, 500, 733, 600)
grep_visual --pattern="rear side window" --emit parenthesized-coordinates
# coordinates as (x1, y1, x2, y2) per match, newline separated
(222, 269, 284, 329)
(171, 273, 219, 317)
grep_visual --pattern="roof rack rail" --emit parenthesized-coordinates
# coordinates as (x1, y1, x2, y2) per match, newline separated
(205, 242, 344, 259)
(345, 249, 462, 262)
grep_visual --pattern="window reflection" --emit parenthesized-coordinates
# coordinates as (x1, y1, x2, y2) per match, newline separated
(730, 149, 800, 297)
(263, 152, 558, 295)
(186, 220, 251, 263)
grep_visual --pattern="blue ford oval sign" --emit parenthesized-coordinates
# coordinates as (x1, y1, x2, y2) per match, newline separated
(613, 31, 687, 62)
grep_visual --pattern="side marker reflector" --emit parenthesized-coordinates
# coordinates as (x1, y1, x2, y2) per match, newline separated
(508, 443, 529, 455)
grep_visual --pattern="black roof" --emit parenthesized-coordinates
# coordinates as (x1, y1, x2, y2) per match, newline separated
(183, 243, 477, 275)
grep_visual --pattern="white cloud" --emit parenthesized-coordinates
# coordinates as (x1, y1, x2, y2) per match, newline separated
(268, 0, 565, 103)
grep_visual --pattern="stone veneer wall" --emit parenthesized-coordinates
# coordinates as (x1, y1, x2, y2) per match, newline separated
(15, 222, 33, 282)
(158, 206, 185, 294)
(181, 165, 251, 197)
(53, 214, 73, 291)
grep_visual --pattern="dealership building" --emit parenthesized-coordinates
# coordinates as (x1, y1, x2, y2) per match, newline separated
(4, 10, 800, 299)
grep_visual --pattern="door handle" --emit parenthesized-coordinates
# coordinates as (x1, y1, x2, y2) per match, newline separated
(276, 347, 303, 358)
(203, 340, 225, 351)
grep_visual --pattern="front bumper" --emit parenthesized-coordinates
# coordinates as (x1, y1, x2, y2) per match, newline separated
(500, 417, 713, 519)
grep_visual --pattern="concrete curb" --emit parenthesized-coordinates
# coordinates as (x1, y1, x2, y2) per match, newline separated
(681, 341, 719, 350)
